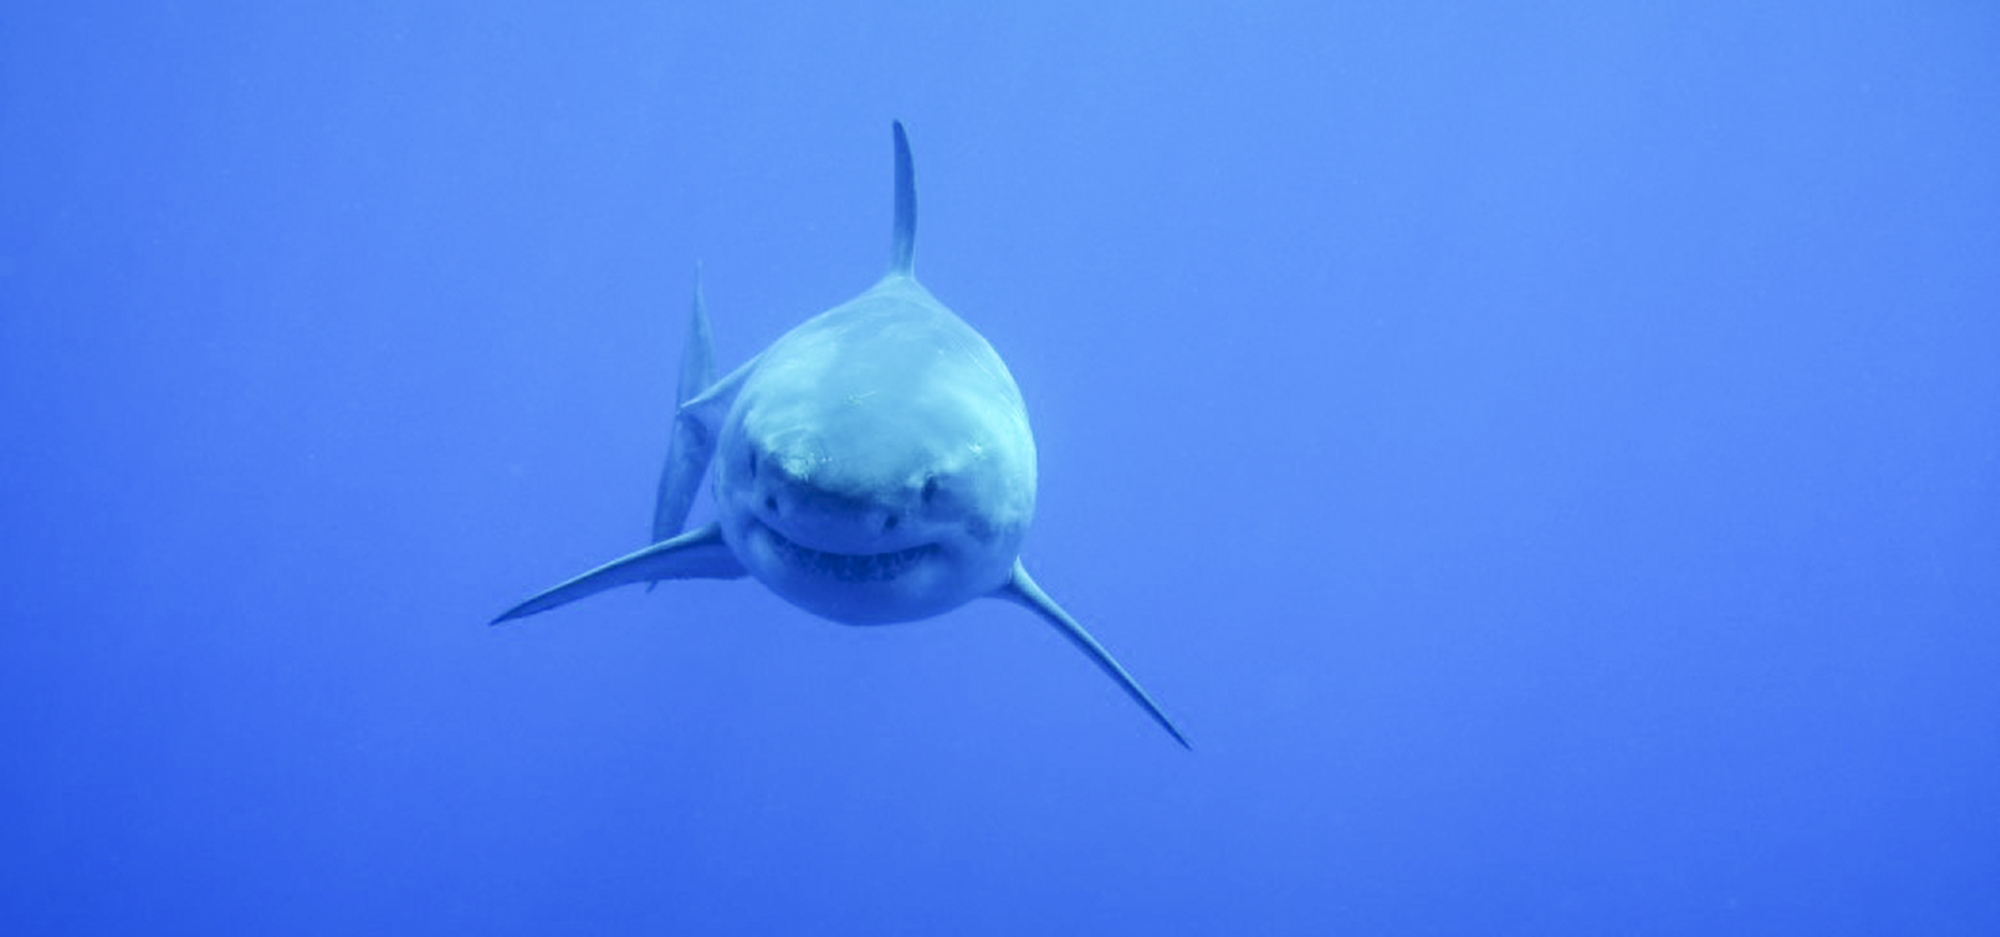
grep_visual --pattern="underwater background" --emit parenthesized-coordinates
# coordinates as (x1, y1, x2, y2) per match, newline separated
(3, 2, 1996, 934)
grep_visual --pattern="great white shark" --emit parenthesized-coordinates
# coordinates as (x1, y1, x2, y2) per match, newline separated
(494, 122, 1187, 748)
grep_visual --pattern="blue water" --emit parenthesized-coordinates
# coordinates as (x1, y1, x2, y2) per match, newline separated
(4, 3, 1996, 934)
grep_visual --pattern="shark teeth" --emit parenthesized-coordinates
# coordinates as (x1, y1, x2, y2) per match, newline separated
(759, 522, 940, 583)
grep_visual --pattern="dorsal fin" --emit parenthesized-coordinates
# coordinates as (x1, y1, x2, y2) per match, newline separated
(889, 120, 916, 277)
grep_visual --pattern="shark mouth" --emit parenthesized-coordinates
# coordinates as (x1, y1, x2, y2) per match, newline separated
(757, 521, 941, 583)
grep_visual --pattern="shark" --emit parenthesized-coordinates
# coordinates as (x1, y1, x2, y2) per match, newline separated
(494, 122, 1187, 748)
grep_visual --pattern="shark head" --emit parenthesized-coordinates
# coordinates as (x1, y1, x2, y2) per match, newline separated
(712, 276, 1036, 624)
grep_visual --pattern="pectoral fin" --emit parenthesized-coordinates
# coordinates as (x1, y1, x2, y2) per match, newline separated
(493, 523, 745, 625)
(995, 561, 1190, 749)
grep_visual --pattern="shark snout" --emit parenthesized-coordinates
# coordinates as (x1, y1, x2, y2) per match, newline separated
(759, 486, 902, 548)
(748, 458, 922, 554)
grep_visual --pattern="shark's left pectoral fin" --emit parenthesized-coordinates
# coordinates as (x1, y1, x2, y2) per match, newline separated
(995, 562, 1191, 749)
(493, 522, 745, 625)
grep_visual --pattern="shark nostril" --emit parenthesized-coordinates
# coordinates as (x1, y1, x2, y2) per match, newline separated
(921, 475, 939, 503)
(764, 495, 778, 513)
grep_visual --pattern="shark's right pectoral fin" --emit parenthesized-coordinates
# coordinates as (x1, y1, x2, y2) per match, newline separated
(493, 522, 745, 625)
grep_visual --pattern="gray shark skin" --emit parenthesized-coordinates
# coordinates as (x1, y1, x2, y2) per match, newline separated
(495, 122, 1187, 748)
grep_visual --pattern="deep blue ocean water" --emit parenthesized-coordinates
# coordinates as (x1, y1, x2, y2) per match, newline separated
(3, 2, 1996, 934)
